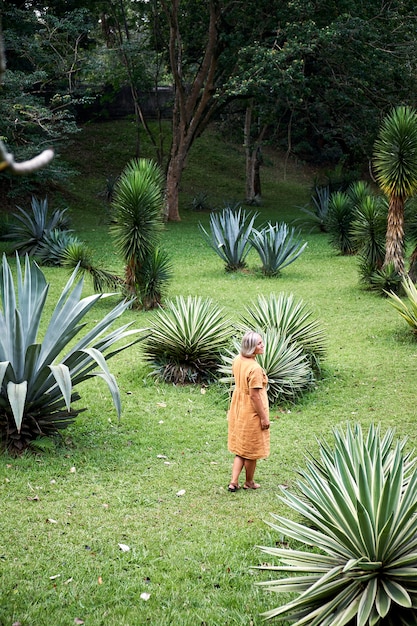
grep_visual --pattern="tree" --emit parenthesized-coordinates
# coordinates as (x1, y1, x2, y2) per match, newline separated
(373, 106, 417, 275)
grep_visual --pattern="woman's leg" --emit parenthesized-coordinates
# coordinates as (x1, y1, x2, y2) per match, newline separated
(229, 455, 245, 489)
(243, 459, 260, 488)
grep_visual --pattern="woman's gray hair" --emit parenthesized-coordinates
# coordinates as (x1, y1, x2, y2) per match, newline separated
(240, 330, 262, 357)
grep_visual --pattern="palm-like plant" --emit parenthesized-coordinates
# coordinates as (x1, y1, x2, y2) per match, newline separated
(257, 423, 417, 625)
(7, 196, 71, 255)
(352, 195, 387, 278)
(142, 295, 234, 383)
(326, 191, 357, 255)
(250, 223, 307, 276)
(135, 247, 173, 310)
(111, 158, 165, 295)
(297, 185, 330, 233)
(0, 254, 144, 454)
(373, 106, 417, 275)
(220, 329, 313, 404)
(199, 207, 257, 271)
(62, 241, 123, 292)
(240, 293, 326, 368)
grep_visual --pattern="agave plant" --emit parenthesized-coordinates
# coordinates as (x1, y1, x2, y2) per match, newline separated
(219, 328, 313, 404)
(0, 254, 144, 454)
(369, 262, 402, 296)
(36, 228, 81, 266)
(111, 158, 165, 295)
(387, 275, 417, 332)
(7, 196, 71, 255)
(256, 423, 417, 625)
(142, 295, 234, 383)
(250, 223, 307, 276)
(199, 207, 258, 271)
(240, 293, 326, 368)
(297, 185, 330, 233)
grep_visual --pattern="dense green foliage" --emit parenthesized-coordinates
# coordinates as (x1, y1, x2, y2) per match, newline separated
(258, 423, 417, 625)
(250, 222, 307, 276)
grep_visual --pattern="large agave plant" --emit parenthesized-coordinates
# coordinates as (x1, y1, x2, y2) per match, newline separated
(219, 328, 313, 404)
(142, 295, 234, 383)
(199, 207, 258, 271)
(256, 423, 417, 625)
(240, 293, 326, 368)
(0, 254, 144, 453)
(250, 223, 307, 276)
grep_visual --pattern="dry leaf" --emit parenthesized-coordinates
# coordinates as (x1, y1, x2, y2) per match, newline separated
(156, 402, 167, 407)
(27, 495, 40, 501)
(74, 619, 84, 625)
(118, 543, 130, 552)
(176, 489, 186, 497)
(200, 387, 206, 394)
(157, 454, 167, 459)
(70, 466, 76, 473)
(64, 578, 73, 585)
(46, 518, 58, 524)
(98, 576, 103, 585)
(140, 592, 151, 601)
(49, 574, 61, 580)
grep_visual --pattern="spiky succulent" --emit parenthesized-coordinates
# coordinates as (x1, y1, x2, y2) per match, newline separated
(0, 254, 144, 453)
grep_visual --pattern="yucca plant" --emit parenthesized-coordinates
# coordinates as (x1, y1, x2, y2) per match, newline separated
(199, 207, 257, 271)
(111, 158, 165, 296)
(256, 423, 417, 625)
(219, 328, 313, 404)
(386, 275, 417, 332)
(0, 254, 144, 454)
(352, 195, 387, 277)
(373, 105, 417, 275)
(250, 223, 307, 276)
(326, 190, 357, 255)
(7, 196, 71, 255)
(240, 293, 326, 369)
(62, 241, 123, 292)
(142, 295, 234, 384)
(135, 247, 173, 310)
(369, 262, 402, 296)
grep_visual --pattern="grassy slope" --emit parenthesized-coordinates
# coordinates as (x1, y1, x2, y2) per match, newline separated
(0, 121, 415, 626)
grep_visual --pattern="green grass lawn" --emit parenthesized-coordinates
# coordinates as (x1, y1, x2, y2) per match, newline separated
(0, 121, 416, 625)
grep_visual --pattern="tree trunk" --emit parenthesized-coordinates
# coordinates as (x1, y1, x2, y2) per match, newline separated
(162, 0, 223, 221)
(384, 195, 405, 275)
(244, 101, 265, 205)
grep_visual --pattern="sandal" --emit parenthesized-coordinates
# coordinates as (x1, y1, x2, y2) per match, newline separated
(228, 483, 240, 492)
(243, 481, 260, 490)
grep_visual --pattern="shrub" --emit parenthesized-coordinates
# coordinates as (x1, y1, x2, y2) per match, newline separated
(297, 185, 330, 232)
(142, 295, 234, 384)
(369, 262, 402, 296)
(352, 195, 387, 280)
(199, 206, 257, 271)
(240, 293, 326, 369)
(256, 423, 417, 625)
(219, 329, 313, 404)
(250, 223, 307, 276)
(0, 254, 144, 454)
(135, 247, 173, 310)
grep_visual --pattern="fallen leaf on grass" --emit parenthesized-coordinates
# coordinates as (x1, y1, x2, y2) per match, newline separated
(70, 466, 76, 473)
(74, 619, 84, 625)
(46, 518, 58, 524)
(140, 592, 151, 601)
(156, 402, 167, 408)
(49, 574, 61, 580)
(176, 489, 186, 497)
(27, 495, 40, 501)
(157, 454, 167, 459)
(98, 576, 103, 584)
(118, 543, 130, 552)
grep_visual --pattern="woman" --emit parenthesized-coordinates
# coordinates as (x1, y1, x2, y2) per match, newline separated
(227, 330, 270, 492)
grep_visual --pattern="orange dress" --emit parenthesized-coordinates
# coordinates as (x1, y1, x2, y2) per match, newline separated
(228, 355, 270, 460)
